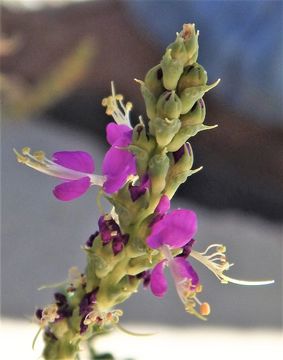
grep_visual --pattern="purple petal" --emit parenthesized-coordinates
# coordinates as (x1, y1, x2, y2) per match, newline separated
(150, 260, 168, 297)
(52, 151, 95, 173)
(171, 257, 199, 286)
(53, 177, 91, 201)
(106, 123, 132, 146)
(102, 147, 136, 193)
(146, 209, 197, 249)
(155, 195, 170, 215)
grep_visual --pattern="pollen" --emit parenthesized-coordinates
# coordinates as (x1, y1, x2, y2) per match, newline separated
(200, 302, 211, 316)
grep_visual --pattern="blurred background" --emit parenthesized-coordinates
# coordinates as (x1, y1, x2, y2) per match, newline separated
(1, 0, 282, 353)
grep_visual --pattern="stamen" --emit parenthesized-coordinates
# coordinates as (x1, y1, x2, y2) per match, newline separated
(101, 81, 132, 127)
(13, 148, 105, 186)
(39, 304, 59, 325)
(84, 308, 123, 326)
(161, 245, 210, 320)
(190, 245, 274, 286)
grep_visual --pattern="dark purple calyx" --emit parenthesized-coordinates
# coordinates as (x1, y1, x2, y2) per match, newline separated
(35, 308, 43, 320)
(177, 238, 195, 258)
(129, 174, 150, 202)
(54, 292, 67, 306)
(79, 287, 99, 316)
(112, 234, 129, 256)
(54, 292, 72, 319)
(98, 215, 121, 246)
(136, 270, 151, 288)
(79, 287, 99, 334)
(86, 231, 99, 248)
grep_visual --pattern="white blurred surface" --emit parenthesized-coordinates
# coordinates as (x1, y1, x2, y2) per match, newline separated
(1, 318, 282, 360)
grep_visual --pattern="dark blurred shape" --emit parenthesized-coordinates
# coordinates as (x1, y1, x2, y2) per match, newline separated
(1, 0, 283, 221)
(2, 37, 95, 119)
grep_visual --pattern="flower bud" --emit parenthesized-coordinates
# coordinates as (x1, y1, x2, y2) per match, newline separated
(167, 24, 199, 66)
(165, 143, 201, 198)
(148, 151, 170, 195)
(136, 80, 157, 121)
(149, 117, 181, 147)
(167, 122, 218, 152)
(130, 124, 156, 178)
(177, 63, 207, 93)
(156, 91, 182, 119)
(182, 23, 199, 66)
(144, 64, 164, 97)
(160, 49, 184, 90)
(180, 99, 206, 126)
(180, 79, 220, 114)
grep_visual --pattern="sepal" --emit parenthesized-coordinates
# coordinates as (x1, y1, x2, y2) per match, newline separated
(180, 79, 220, 114)
(149, 117, 181, 148)
(160, 49, 184, 90)
(156, 90, 182, 119)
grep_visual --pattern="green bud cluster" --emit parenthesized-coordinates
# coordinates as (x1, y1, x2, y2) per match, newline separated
(38, 23, 219, 360)
(138, 23, 219, 152)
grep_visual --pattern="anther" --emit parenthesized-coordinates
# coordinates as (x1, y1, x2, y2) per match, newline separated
(33, 151, 45, 161)
(22, 146, 31, 155)
(199, 302, 211, 316)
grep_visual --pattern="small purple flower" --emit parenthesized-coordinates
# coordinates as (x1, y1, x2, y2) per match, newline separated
(102, 123, 137, 194)
(146, 203, 202, 313)
(98, 215, 121, 246)
(79, 287, 99, 334)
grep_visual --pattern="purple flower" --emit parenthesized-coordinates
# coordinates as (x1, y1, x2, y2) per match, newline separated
(146, 207, 197, 249)
(102, 123, 137, 194)
(146, 203, 205, 315)
(79, 288, 99, 334)
(98, 215, 121, 246)
(98, 215, 129, 255)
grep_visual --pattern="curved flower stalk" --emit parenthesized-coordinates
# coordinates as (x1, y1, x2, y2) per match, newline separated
(15, 23, 274, 360)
